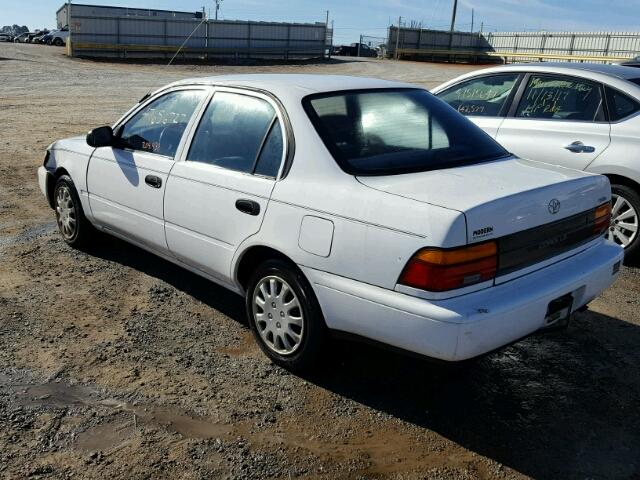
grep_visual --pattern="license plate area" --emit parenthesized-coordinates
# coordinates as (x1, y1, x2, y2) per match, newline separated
(544, 293, 573, 328)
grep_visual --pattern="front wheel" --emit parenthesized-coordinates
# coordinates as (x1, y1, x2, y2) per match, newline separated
(607, 184, 640, 263)
(53, 175, 94, 248)
(53, 38, 63, 46)
(246, 259, 327, 372)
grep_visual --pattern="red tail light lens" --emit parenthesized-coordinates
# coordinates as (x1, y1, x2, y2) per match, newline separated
(594, 201, 611, 236)
(399, 241, 498, 292)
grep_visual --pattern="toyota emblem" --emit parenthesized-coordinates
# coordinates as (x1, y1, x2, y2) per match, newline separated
(548, 199, 561, 214)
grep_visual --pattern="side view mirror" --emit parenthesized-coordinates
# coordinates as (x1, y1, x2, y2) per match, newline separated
(86, 126, 114, 148)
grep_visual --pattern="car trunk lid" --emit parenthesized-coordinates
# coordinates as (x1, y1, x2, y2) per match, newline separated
(357, 157, 611, 279)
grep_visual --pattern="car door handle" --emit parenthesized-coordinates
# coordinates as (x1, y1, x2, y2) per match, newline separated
(145, 174, 162, 188)
(235, 199, 260, 216)
(564, 141, 595, 153)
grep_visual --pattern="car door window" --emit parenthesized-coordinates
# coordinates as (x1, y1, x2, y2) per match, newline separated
(515, 75, 604, 121)
(118, 90, 206, 158)
(437, 74, 519, 117)
(187, 92, 282, 175)
(606, 86, 640, 121)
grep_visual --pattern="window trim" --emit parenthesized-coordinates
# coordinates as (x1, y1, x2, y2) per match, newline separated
(435, 72, 525, 118)
(111, 86, 211, 160)
(178, 86, 289, 180)
(507, 72, 607, 123)
(603, 84, 640, 123)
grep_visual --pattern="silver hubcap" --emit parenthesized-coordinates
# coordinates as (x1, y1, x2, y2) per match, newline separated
(606, 193, 638, 248)
(252, 276, 304, 356)
(55, 185, 77, 240)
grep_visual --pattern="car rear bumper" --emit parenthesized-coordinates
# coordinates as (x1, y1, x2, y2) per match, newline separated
(302, 240, 624, 361)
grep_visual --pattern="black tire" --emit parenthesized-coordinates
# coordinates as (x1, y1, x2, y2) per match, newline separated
(610, 184, 640, 264)
(53, 175, 94, 248)
(245, 259, 328, 372)
(53, 38, 63, 47)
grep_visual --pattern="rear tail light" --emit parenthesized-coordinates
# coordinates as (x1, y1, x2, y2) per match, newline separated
(398, 241, 497, 292)
(594, 201, 611, 236)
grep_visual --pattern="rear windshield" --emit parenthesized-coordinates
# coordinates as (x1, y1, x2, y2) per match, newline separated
(303, 88, 508, 175)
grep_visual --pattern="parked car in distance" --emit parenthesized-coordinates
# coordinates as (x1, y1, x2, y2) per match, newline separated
(38, 75, 623, 370)
(433, 62, 640, 261)
(31, 31, 50, 44)
(13, 32, 31, 43)
(334, 43, 378, 57)
(0, 34, 13, 42)
(26, 31, 44, 43)
(49, 28, 69, 46)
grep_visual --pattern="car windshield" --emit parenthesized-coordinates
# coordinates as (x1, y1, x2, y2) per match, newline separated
(303, 88, 509, 175)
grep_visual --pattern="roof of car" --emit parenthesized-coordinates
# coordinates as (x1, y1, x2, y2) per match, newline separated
(168, 74, 417, 98)
(483, 62, 640, 80)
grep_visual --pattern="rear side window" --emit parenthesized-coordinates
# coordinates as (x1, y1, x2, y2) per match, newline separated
(304, 88, 508, 175)
(436, 74, 519, 117)
(254, 121, 284, 177)
(515, 75, 603, 121)
(187, 92, 283, 176)
(606, 86, 640, 121)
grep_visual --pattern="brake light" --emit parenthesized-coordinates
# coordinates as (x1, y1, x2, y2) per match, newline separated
(399, 241, 498, 292)
(594, 201, 611, 236)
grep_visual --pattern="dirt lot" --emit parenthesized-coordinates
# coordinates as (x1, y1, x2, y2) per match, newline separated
(1, 43, 640, 480)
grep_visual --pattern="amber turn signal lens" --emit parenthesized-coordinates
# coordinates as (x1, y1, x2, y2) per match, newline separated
(399, 241, 498, 292)
(594, 201, 611, 235)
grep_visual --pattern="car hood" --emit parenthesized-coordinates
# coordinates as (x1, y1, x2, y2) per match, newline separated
(357, 157, 611, 242)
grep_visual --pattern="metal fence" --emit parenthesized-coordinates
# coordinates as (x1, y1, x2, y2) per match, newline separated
(67, 11, 330, 60)
(388, 26, 640, 63)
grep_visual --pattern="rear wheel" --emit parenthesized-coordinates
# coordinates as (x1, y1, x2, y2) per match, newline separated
(246, 259, 327, 372)
(607, 184, 640, 263)
(53, 175, 94, 248)
(53, 37, 63, 47)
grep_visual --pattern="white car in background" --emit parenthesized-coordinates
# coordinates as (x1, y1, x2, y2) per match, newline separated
(49, 28, 69, 46)
(433, 63, 640, 261)
(38, 75, 623, 370)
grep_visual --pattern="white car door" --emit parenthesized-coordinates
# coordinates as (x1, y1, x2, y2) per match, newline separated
(496, 73, 611, 170)
(435, 73, 522, 138)
(164, 88, 286, 284)
(86, 88, 208, 252)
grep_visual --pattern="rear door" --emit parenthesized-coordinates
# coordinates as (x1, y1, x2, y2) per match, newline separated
(86, 88, 208, 252)
(435, 73, 522, 137)
(496, 73, 611, 170)
(164, 88, 287, 284)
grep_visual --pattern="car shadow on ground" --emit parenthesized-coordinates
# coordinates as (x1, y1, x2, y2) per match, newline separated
(85, 235, 640, 480)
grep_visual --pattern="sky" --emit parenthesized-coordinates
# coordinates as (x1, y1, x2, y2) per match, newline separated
(3, 0, 640, 44)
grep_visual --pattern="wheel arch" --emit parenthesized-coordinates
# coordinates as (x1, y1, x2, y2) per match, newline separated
(604, 173, 640, 195)
(235, 245, 300, 292)
(46, 167, 71, 208)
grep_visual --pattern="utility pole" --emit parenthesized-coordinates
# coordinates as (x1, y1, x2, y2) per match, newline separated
(394, 16, 401, 60)
(470, 8, 474, 33)
(448, 0, 457, 52)
(67, 0, 72, 56)
(449, 0, 458, 32)
(214, 0, 222, 20)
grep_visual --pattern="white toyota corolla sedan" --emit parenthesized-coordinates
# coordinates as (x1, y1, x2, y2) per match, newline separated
(38, 75, 623, 370)
(433, 63, 640, 261)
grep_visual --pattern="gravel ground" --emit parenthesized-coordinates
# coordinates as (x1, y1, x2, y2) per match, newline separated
(1, 43, 640, 480)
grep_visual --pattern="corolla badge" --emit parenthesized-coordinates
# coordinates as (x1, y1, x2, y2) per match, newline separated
(548, 198, 561, 215)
